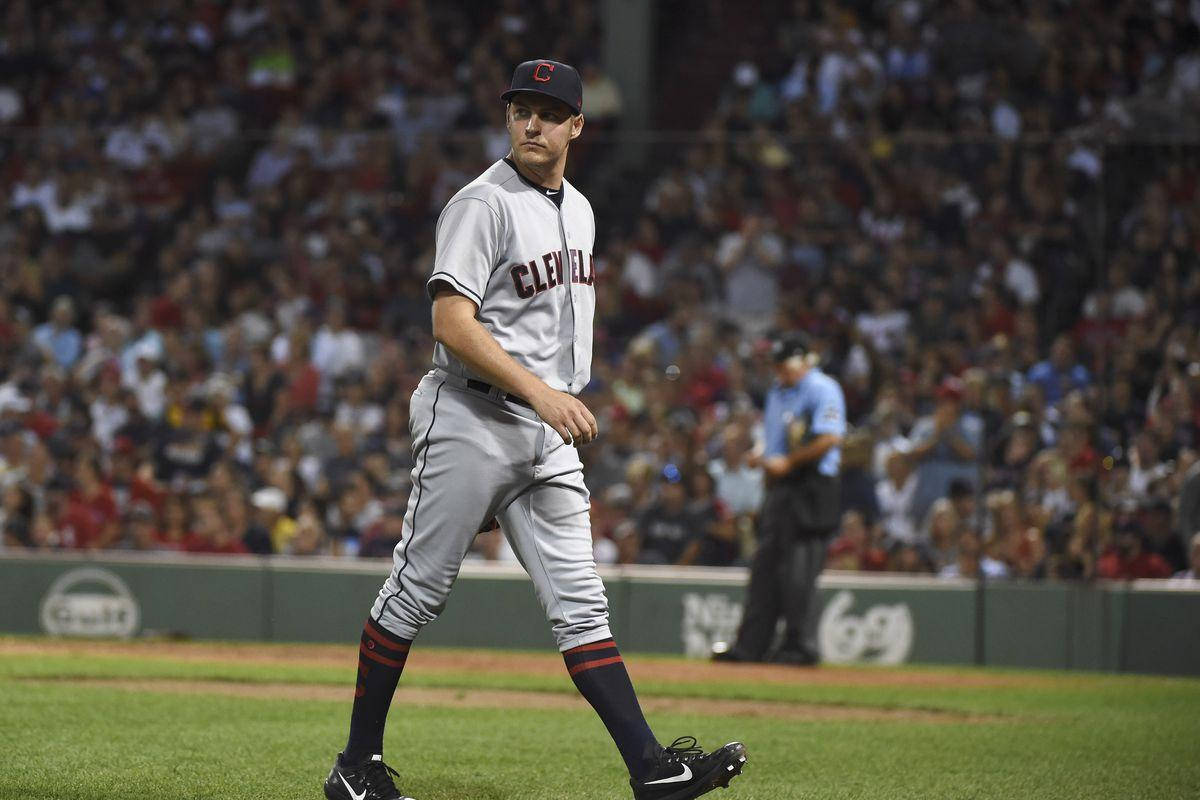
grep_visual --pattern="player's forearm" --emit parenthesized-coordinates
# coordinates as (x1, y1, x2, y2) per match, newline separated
(786, 434, 841, 470)
(434, 311, 549, 401)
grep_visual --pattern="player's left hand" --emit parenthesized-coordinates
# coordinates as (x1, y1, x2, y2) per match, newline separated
(762, 455, 791, 479)
(530, 386, 598, 446)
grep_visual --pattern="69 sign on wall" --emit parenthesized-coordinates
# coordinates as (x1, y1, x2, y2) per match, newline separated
(681, 589, 915, 665)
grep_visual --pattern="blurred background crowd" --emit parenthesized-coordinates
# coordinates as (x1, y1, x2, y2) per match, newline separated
(1, 0, 1198, 583)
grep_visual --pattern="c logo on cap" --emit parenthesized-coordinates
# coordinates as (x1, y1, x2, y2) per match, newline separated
(533, 62, 555, 82)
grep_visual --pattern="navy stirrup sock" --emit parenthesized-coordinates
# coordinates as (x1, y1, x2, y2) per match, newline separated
(344, 618, 412, 765)
(564, 638, 660, 780)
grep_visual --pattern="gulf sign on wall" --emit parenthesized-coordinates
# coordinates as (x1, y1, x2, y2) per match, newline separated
(38, 567, 141, 638)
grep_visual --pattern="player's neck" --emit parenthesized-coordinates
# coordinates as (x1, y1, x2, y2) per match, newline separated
(507, 150, 565, 191)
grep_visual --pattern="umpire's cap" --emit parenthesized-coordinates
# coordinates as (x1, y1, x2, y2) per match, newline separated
(502, 59, 583, 115)
(770, 330, 814, 363)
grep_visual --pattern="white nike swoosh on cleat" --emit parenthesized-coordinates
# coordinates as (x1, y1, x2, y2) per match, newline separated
(338, 772, 367, 800)
(644, 764, 692, 785)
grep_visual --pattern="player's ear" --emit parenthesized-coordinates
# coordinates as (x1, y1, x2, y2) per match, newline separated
(570, 113, 584, 140)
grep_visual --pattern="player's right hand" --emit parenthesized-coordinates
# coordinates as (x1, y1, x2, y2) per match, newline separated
(530, 387, 598, 446)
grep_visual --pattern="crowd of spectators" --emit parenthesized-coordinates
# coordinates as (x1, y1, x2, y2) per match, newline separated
(1, 1, 1198, 584)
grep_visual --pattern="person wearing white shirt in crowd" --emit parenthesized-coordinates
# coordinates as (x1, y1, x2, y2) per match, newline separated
(74, 310, 130, 384)
(89, 367, 128, 453)
(715, 212, 784, 334)
(618, 234, 660, 302)
(125, 346, 167, 420)
(707, 424, 764, 518)
(939, 529, 1008, 579)
(976, 236, 1040, 308)
(1082, 261, 1146, 321)
(104, 112, 154, 170)
(311, 298, 365, 382)
(855, 286, 911, 356)
(246, 131, 296, 191)
(0, 417, 32, 489)
(333, 377, 385, 439)
(208, 375, 254, 464)
(11, 162, 57, 215)
(876, 446, 918, 545)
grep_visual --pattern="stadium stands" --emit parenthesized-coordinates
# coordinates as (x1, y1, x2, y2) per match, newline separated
(1, 0, 1197, 581)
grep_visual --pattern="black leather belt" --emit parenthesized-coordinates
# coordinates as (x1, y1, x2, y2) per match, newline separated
(466, 379, 533, 409)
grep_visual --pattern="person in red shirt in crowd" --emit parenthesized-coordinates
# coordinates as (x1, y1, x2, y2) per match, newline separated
(281, 327, 321, 418)
(184, 494, 248, 555)
(59, 457, 120, 549)
(124, 502, 161, 551)
(979, 286, 1015, 338)
(109, 438, 165, 513)
(826, 509, 888, 571)
(149, 271, 189, 330)
(1097, 523, 1173, 580)
(681, 343, 729, 411)
(153, 494, 191, 551)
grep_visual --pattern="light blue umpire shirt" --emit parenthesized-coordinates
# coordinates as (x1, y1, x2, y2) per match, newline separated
(762, 367, 847, 477)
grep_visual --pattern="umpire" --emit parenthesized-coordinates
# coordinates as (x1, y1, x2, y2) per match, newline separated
(714, 332, 846, 666)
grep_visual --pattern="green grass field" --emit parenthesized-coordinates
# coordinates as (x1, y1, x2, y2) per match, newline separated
(1, 637, 1198, 800)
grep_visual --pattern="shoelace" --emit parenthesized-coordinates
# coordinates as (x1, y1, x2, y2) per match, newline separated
(660, 736, 705, 765)
(357, 759, 402, 796)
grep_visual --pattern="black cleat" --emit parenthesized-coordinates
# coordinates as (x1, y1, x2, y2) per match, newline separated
(631, 737, 748, 800)
(324, 753, 416, 800)
(710, 645, 758, 664)
(769, 649, 819, 667)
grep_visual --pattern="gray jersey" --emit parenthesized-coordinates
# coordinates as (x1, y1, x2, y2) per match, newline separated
(427, 158, 597, 394)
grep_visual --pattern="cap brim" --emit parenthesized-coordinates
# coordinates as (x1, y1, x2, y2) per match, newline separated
(501, 88, 580, 115)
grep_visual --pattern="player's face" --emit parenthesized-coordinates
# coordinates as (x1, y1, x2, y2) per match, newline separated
(506, 95, 583, 171)
(774, 357, 808, 387)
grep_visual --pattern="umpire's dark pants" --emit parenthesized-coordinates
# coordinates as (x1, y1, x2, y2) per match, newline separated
(731, 475, 839, 661)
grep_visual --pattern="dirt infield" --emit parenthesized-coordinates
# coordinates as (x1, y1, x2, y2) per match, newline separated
(15, 676, 1007, 723)
(0, 637, 1061, 690)
(2, 638, 1037, 724)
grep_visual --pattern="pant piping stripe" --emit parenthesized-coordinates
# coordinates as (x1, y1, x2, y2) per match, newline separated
(519, 488, 569, 633)
(376, 378, 445, 627)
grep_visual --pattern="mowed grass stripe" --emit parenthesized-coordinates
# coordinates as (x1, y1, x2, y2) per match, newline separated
(12, 676, 1014, 723)
(1, 677, 1197, 800)
(3, 638, 1198, 719)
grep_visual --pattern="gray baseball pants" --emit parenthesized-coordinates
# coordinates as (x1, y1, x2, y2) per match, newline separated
(370, 369, 613, 651)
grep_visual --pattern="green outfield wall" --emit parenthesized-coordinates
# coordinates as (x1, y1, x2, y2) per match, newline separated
(1, 552, 1197, 675)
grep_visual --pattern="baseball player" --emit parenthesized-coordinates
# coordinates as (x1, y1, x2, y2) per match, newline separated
(323, 60, 746, 800)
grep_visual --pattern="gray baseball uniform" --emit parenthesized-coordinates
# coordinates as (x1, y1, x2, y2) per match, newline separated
(370, 157, 609, 651)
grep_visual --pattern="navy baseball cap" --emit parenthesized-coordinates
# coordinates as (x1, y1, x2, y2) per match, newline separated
(501, 59, 583, 115)
(770, 331, 812, 363)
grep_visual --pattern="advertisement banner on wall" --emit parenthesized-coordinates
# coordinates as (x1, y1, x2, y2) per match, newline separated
(39, 567, 141, 638)
(681, 588, 915, 665)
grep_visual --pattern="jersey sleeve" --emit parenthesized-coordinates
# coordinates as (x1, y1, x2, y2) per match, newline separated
(761, 389, 788, 458)
(427, 197, 502, 306)
(809, 379, 847, 438)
